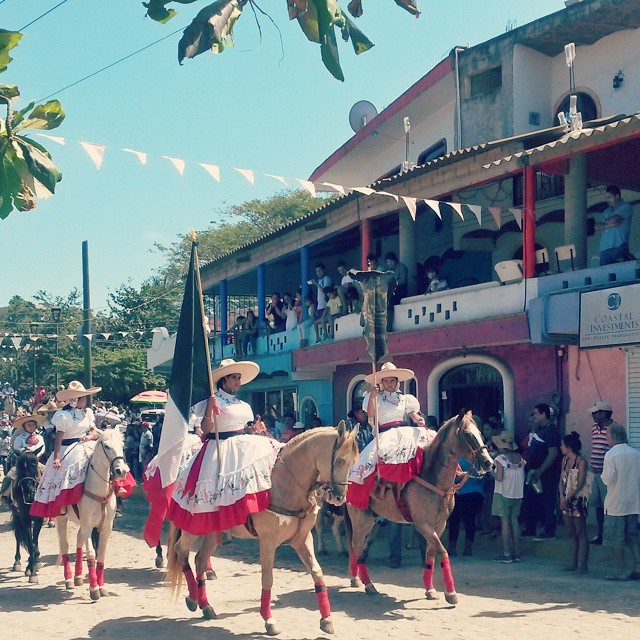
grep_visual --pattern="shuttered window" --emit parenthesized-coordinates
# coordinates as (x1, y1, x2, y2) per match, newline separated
(627, 347, 640, 450)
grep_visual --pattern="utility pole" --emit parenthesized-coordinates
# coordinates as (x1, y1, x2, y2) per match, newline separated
(82, 241, 92, 402)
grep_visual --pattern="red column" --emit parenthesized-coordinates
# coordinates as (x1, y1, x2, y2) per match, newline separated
(361, 218, 371, 270)
(522, 165, 536, 278)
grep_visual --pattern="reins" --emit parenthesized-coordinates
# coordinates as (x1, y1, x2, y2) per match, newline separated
(83, 440, 125, 529)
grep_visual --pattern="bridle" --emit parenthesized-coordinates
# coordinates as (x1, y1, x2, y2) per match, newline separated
(458, 426, 492, 478)
(87, 440, 126, 484)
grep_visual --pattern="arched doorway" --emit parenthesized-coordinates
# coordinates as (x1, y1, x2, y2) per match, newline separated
(300, 396, 319, 428)
(439, 364, 503, 425)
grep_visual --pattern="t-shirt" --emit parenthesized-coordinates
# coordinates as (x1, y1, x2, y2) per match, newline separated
(494, 452, 526, 499)
(599, 201, 633, 251)
(590, 422, 613, 474)
(284, 307, 297, 331)
(457, 457, 485, 496)
(314, 275, 333, 310)
(327, 296, 343, 316)
(527, 422, 561, 477)
(341, 274, 355, 287)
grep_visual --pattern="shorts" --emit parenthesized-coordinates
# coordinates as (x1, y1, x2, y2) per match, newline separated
(589, 473, 607, 509)
(314, 309, 326, 320)
(603, 514, 640, 548)
(491, 493, 522, 518)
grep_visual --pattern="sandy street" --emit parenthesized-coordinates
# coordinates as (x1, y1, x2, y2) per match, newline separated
(1, 493, 638, 640)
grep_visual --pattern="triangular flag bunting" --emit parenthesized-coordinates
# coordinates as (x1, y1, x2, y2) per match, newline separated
(510, 208, 523, 229)
(137, 331, 145, 336)
(488, 206, 502, 229)
(79, 142, 106, 169)
(374, 191, 399, 201)
(449, 202, 465, 221)
(297, 179, 317, 197)
(198, 163, 220, 182)
(101, 333, 111, 340)
(233, 168, 255, 185)
(401, 196, 418, 221)
(466, 204, 483, 225)
(37, 133, 66, 145)
(162, 156, 186, 175)
(122, 148, 148, 165)
(66, 334, 75, 340)
(30, 335, 40, 342)
(264, 174, 288, 186)
(10, 337, 22, 349)
(83, 334, 93, 342)
(321, 182, 346, 196)
(120, 331, 129, 337)
(423, 200, 442, 219)
(352, 186, 376, 195)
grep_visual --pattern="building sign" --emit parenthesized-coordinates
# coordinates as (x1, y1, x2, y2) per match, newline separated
(580, 284, 640, 348)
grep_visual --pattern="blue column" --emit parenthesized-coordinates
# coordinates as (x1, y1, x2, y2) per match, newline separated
(300, 245, 310, 321)
(219, 279, 228, 346)
(257, 264, 265, 330)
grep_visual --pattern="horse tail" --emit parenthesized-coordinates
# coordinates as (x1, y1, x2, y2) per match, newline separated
(165, 523, 183, 600)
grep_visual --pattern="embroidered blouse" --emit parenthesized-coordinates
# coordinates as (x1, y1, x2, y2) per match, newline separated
(51, 408, 96, 441)
(362, 390, 420, 427)
(193, 389, 254, 434)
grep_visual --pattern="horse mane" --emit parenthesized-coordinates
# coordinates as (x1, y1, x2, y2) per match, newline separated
(283, 426, 357, 459)
(420, 414, 461, 478)
(98, 427, 123, 446)
(16, 450, 39, 480)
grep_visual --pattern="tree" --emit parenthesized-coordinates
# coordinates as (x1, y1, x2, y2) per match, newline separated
(142, 0, 420, 81)
(0, 30, 65, 219)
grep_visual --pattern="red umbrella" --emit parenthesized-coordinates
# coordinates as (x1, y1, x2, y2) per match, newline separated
(130, 390, 168, 404)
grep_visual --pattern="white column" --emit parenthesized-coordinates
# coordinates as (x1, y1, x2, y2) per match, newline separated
(398, 209, 417, 295)
(564, 154, 588, 269)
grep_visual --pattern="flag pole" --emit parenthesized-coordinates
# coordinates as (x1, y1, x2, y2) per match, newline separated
(191, 229, 221, 460)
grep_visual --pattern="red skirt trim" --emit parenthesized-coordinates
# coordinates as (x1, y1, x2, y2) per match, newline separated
(167, 489, 271, 536)
(30, 483, 84, 518)
(142, 468, 174, 547)
(346, 448, 424, 510)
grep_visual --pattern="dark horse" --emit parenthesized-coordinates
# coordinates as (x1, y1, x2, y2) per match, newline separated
(2, 451, 44, 583)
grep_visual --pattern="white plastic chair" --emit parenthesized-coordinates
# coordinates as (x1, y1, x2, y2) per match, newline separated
(494, 260, 524, 284)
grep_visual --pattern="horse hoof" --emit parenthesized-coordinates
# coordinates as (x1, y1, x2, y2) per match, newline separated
(13, 563, 22, 572)
(28, 574, 39, 584)
(206, 570, 217, 581)
(99, 588, 109, 597)
(65, 579, 74, 590)
(74, 576, 84, 586)
(202, 605, 217, 620)
(320, 618, 335, 634)
(350, 576, 362, 588)
(185, 596, 198, 612)
(90, 588, 100, 601)
(265, 620, 280, 636)
(155, 556, 165, 569)
(445, 591, 458, 605)
(425, 588, 438, 600)
(364, 583, 379, 595)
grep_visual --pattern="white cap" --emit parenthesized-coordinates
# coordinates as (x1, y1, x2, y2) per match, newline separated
(589, 400, 613, 414)
(293, 422, 306, 430)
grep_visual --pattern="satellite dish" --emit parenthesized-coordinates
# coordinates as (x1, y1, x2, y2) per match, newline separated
(349, 100, 378, 133)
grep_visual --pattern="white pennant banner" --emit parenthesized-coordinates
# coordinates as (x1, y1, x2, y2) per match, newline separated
(233, 168, 255, 185)
(352, 186, 376, 195)
(79, 142, 106, 169)
(10, 337, 22, 349)
(423, 200, 442, 219)
(101, 333, 111, 340)
(488, 206, 502, 229)
(297, 179, 316, 197)
(401, 196, 418, 221)
(510, 208, 523, 229)
(66, 334, 75, 340)
(198, 163, 220, 182)
(449, 202, 465, 221)
(466, 204, 483, 225)
(38, 134, 66, 145)
(265, 174, 288, 186)
(83, 334, 93, 342)
(162, 156, 186, 176)
(322, 182, 346, 196)
(123, 148, 148, 165)
(120, 331, 129, 337)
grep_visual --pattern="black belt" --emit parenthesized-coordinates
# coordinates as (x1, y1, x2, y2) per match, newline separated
(206, 430, 243, 441)
(61, 438, 81, 446)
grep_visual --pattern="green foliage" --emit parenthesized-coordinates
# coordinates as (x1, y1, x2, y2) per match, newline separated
(142, 0, 419, 80)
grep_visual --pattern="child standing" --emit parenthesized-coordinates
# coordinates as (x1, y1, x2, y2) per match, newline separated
(491, 430, 526, 563)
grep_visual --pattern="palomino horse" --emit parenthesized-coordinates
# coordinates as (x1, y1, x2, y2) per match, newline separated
(1, 451, 44, 582)
(347, 411, 494, 604)
(56, 429, 129, 600)
(166, 422, 359, 636)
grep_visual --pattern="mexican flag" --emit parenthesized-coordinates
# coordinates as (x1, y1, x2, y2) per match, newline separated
(143, 241, 211, 547)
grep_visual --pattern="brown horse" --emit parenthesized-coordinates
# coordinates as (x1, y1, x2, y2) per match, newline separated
(347, 411, 494, 604)
(166, 422, 359, 636)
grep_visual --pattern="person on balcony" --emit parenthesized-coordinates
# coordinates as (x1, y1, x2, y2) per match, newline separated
(366, 252, 379, 271)
(324, 286, 344, 339)
(385, 252, 408, 302)
(265, 292, 286, 334)
(297, 295, 317, 348)
(230, 315, 247, 357)
(308, 263, 333, 318)
(425, 265, 449, 294)
(283, 292, 298, 331)
(241, 310, 259, 355)
(597, 185, 635, 266)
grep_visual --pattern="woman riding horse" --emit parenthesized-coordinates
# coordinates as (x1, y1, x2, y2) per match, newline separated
(167, 358, 282, 535)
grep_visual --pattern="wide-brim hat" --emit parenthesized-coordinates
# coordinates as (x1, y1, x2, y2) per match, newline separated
(37, 399, 59, 415)
(211, 359, 260, 386)
(365, 362, 414, 386)
(56, 380, 102, 403)
(588, 400, 613, 413)
(492, 430, 518, 451)
(12, 413, 46, 429)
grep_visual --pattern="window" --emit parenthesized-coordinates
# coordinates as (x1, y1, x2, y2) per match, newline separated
(418, 139, 447, 166)
(250, 387, 297, 420)
(348, 378, 369, 412)
(468, 66, 502, 97)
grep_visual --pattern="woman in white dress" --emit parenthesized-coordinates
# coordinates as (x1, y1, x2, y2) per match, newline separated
(168, 359, 282, 536)
(30, 381, 103, 518)
(347, 362, 435, 509)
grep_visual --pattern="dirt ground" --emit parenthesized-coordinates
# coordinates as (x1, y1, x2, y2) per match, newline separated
(1, 493, 638, 640)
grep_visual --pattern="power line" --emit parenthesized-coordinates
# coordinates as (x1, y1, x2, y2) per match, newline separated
(39, 26, 185, 102)
(20, 0, 70, 31)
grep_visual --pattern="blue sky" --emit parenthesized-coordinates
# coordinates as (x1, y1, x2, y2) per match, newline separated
(1, 0, 561, 309)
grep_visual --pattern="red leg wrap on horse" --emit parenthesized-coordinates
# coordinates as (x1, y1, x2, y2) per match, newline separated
(349, 552, 358, 577)
(62, 554, 72, 581)
(96, 562, 105, 587)
(74, 548, 83, 577)
(206, 557, 213, 571)
(87, 559, 98, 589)
(197, 575, 209, 608)
(315, 583, 331, 618)
(182, 564, 198, 600)
(357, 563, 371, 585)
(440, 557, 455, 593)
(423, 562, 434, 591)
(260, 589, 272, 620)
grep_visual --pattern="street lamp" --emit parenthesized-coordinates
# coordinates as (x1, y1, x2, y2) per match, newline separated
(51, 307, 62, 389)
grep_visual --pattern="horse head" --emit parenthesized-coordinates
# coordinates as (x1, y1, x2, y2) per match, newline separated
(316, 421, 359, 506)
(95, 428, 129, 480)
(15, 451, 41, 505)
(453, 410, 495, 475)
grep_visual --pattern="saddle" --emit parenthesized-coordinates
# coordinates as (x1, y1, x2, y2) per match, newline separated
(370, 478, 412, 523)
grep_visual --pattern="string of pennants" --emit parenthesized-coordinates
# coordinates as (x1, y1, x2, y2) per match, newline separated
(37, 134, 524, 229)
(0, 330, 160, 351)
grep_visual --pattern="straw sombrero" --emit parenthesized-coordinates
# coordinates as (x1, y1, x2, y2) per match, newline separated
(56, 380, 102, 403)
(37, 399, 59, 415)
(12, 413, 46, 429)
(211, 359, 260, 386)
(365, 362, 415, 386)
(492, 430, 518, 451)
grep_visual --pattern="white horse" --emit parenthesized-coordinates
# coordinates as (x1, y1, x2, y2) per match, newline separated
(56, 429, 129, 600)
